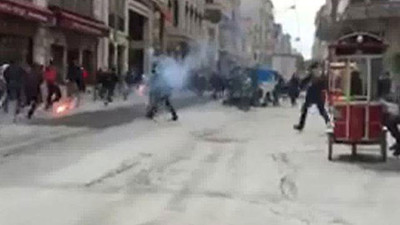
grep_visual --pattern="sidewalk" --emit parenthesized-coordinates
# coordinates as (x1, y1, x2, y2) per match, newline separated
(0, 90, 203, 157)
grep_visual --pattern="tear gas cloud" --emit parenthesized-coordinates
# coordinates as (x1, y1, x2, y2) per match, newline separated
(153, 40, 214, 89)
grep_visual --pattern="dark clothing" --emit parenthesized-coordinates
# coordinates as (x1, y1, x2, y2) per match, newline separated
(382, 97, 400, 152)
(147, 73, 177, 119)
(3, 87, 22, 114)
(24, 67, 43, 118)
(273, 76, 285, 106)
(298, 100, 330, 129)
(99, 71, 118, 103)
(3, 64, 25, 115)
(67, 65, 81, 82)
(3, 64, 25, 90)
(68, 65, 84, 92)
(146, 94, 177, 120)
(385, 114, 400, 145)
(24, 68, 43, 103)
(351, 75, 363, 96)
(378, 77, 391, 98)
(125, 71, 136, 85)
(301, 74, 326, 104)
(210, 74, 225, 99)
(296, 73, 329, 129)
(46, 82, 62, 109)
(288, 76, 300, 106)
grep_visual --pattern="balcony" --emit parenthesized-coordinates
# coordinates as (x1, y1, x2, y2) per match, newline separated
(343, 0, 400, 21)
(204, 0, 223, 24)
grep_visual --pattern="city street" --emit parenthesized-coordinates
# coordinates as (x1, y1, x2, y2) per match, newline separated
(1, 101, 399, 225)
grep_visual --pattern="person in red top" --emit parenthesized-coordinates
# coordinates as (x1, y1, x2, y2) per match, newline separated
(81, 67, 88, 92)
(44, 60, 62, 110)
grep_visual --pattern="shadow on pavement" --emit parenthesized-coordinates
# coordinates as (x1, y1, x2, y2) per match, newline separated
(30, 97, 209, 129)
(334, 154, 400, 173)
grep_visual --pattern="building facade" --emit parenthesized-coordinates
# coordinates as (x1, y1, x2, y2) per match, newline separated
(217, 0, 244, 77)
(100, 0, 157, 76)
(314, 0, 400, 78)
(0, 0, 109, 83)
(163, 0, 206, 59)
(241, 0, 294, 67)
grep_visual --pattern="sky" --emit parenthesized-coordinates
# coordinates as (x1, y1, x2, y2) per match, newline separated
(272, 0, 325, 59)
(241, 0, 325, 59)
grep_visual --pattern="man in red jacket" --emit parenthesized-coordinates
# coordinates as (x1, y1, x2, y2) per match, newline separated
(44, 61, 61, 110)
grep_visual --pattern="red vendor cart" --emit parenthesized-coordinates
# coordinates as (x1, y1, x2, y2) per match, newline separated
(327, 32, 388, 161)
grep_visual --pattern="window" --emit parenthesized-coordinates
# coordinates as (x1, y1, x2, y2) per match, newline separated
(108, 0, 125, 32)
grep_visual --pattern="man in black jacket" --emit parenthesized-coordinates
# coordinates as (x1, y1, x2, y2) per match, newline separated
(3, 60, 25, 116)
(288, 73, 300, 106)
(294, 63, 330, 131)
(382, 92, 400, 156)
(67, 60, 84, 92)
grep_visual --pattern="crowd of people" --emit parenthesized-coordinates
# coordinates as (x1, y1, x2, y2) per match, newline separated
(0, 59, 95, 120)
(3, 57, 400, 158)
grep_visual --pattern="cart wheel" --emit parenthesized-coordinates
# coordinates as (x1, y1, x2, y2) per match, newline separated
(351, 144, 357, 160)
(381, 128, 388, 162)
(328, 133, 334, 161)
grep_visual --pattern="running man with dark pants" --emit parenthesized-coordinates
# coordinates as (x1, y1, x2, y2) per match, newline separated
(44, 61, 61, 110)
(294, 63, 330, 131)
(146, 63, 178, 121)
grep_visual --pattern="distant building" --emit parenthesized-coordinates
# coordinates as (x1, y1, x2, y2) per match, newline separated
(240, 0, 295, 68)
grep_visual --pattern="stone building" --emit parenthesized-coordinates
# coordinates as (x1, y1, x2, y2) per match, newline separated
(164, 0, 206, 58)
(0, 0, 109, 82)
(203, 0, 224, 70)
(314, 0, 400, 77)
(104, 0, 157, 76)
(0, 0, 211, 81)
(217, 0, 245, 76)
(241, 0, 275, 65)
(241, 0, 293, 67)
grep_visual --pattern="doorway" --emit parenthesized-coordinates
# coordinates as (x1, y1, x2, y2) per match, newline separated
(129, 49, 144, 75)
(51, 45, 64, 80)
(67, 49, 79, 66)
(117, 45, 125, 75)
(82, 50, 93, 82)
(128, 10, 146, 74)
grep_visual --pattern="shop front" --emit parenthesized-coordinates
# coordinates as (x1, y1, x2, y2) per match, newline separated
(48, 6, 109, 83)
(0, 0, 54, 64)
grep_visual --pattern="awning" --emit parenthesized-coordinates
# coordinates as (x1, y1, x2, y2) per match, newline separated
(50, 6, 109, 37)
(0, 0, 54, 24)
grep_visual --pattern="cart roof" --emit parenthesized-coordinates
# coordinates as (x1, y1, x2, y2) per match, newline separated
(329, 32, 387, 56)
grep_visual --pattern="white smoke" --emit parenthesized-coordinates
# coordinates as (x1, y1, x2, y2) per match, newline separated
(153, 40, 213, 89)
